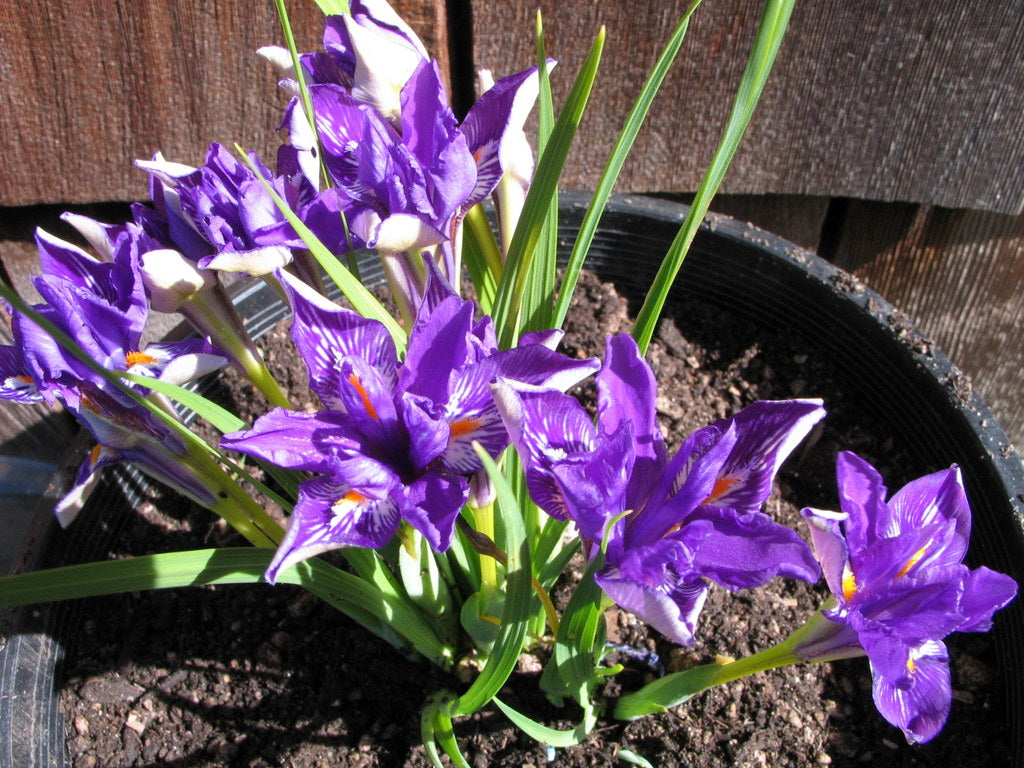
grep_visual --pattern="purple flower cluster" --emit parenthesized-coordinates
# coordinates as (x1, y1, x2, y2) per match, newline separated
(1, 0, 1014, 749)
(222, 271, 598, 582)
(494, 334, 827, 645)
(0, 219, 225, 524)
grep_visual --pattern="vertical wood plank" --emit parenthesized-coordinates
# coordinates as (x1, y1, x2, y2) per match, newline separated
(470, 0, 1024, 213)
(831, 201, 1024, 445)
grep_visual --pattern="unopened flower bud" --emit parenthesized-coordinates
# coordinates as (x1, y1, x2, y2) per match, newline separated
(139, 249, 215, 313)
(467, 468, 496, 509)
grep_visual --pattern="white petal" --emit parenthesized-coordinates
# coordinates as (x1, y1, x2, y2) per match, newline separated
(202, 246, 293, 276)
(158, 353, 228, 386)
(256, 45, 296, 78)
(139, 249, 215, 313)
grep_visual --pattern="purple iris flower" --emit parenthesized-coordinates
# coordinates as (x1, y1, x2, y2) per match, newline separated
(220, 270, 598, 583)
(799, 452, 1017, 744)
(266, 4, 544, 312)
(136, 143, 314, 277)
(494, 334, 825, 646)
(1, 223, 226, 524)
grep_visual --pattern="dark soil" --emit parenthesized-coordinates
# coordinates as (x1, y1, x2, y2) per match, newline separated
(52, 271, 1011, 767)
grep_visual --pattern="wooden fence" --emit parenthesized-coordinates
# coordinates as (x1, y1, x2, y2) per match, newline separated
(2, 0, 1021, 461)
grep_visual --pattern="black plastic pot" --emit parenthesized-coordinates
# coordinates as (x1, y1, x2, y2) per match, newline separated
(1, 193, 1021, 766)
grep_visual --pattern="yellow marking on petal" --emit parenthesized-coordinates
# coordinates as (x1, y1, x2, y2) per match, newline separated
(896, 543, 930, 578)
(125, 350, 158, 368)
(15, 375, 34, 384)
(701, 475, 740, 505)
(89, 443, 103, 466)
(907, 656, 917, 674)
(479, 614, 502, 627)
(346, 374, 379, 421)
(842, 563, 858, 602)
(449, 418, 482, 439)
(329, 491, 367, 529)
(333, 493, 366, 512)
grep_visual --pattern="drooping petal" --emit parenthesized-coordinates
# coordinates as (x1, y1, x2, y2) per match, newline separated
(221, 408, 357, 474)
(398, 472, 468, 551)
(55, 444, 121, 527)
(870, 640, 951, 744)
(0, 346, 43, 403)
(683, 507, 820, 589)
(265, 474, 402, 583)
(596, 539, 709, 647)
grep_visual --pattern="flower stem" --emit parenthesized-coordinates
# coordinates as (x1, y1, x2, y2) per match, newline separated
(179, 285, 292, 409)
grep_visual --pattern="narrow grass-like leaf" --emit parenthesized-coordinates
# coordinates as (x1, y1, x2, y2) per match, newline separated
(631, 0, 796, 352)
(462, 204, 502, 314)
(553, 0, 703, 328)
(119, 371, 302, 501)
(235, 148, 407, 355)
(0, 547, 270, 606)
(449, 445, 532, 716)
(432, 705, 471, 768)
(541, 553, 606, 704)
(617, 748, 657, 768)
(492, 696, 593, 747)
(312, 0, 349, 16)
(519, 15, 558, 335)
(492, 27, 606, 348)
(0, 547, 451, 665)
(120, 371, 245, 432)
(613, 662, 723, 719)
(0, 285, 234, 475)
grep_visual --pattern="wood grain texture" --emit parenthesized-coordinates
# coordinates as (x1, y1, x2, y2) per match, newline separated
(666, 193, 829, 252)
(830, 200, 1024, 446)
(471, 0, 1024, 213)
(0, 0, 449, 206)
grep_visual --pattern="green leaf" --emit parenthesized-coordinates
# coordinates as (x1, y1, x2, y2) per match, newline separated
(631, 0, 796, 352)
(0, 548, 270, 606)
(519, 15, 558, 335)
(613, 662, 723, 719)
(617, 748, 656, 768)
(553, 0, 703, 328)
(462, 205, 502, 315)
(448, 446, 532, 716)
(312, 0, 349, 14)
(430, 702, 471, 768)
(0, 547, 452, 666)
(492, 26, 606, 348)
(492, 696, 594, 747)
(541, 553, 607, 706)
(119, 371, 302, 502)
(120, 371, 245, 432)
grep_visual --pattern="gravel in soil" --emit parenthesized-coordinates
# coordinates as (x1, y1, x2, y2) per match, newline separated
(53, 270, 1011, 767)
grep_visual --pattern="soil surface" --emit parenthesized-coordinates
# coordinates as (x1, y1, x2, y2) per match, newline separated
(52, 270, 1011, 767)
